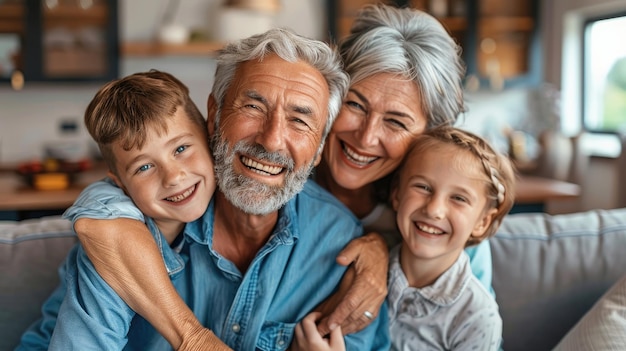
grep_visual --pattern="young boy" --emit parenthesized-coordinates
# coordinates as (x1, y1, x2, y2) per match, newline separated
(17, 70, 218, 349)
(293, 126, 515, 351)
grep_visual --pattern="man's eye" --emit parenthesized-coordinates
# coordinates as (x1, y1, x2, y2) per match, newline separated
(291, 117, 310, 128)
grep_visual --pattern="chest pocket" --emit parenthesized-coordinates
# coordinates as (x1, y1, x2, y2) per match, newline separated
(256, 320, 295, 351)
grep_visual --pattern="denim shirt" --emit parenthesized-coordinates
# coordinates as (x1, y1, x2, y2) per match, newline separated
(19, 178, 390, 350)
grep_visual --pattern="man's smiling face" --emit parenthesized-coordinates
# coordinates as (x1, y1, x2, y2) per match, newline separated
(208, 54, 330, 214)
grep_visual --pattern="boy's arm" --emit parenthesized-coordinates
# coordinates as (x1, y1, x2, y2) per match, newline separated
(315, 232, 389, 336)
(66, 180, 231, 350)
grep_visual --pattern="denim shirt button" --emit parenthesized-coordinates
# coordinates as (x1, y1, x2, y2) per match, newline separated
(231, 324, 241, 333)
(277, 339, 285, 346)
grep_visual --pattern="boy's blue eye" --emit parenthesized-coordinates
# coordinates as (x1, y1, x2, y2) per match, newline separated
(175, 145, 187, 154)
(138, 164, 152, 173)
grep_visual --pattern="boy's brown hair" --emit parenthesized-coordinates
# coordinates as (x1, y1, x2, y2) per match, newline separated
(84, 69, 207, 174)
(395, 126, 516, 245)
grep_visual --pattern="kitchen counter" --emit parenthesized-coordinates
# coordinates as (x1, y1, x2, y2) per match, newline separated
(0, 162, 108, 212)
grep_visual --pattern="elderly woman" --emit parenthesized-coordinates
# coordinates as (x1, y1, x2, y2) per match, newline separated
(31, 4, 492, 349)
(314, 3, 493, 332)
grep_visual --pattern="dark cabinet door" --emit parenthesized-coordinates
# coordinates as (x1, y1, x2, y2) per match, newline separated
(326, 0, 541, 89)
(0, 0, 119, 85)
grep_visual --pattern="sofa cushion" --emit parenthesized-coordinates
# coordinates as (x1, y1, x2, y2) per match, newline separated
(492, 208, 626, 351)
(0, 216, 76, 351)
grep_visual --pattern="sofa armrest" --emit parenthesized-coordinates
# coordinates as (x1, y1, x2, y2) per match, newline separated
(0, 216, 77, 350)
(491, 208, 626, 351)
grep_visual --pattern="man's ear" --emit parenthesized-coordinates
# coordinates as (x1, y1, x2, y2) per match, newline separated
(313, 142, 324, 167)
(207, 94, 217, 136)
(471, 207, 498, 239)
(107, 170, 127, 193)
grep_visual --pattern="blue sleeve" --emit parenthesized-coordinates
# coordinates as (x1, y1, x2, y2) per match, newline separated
(465, 240, 495, 297)
(48, 245, 135, 350)
(344, 301, 391, 351)
(16, 258, 70, 351)
(62, 177, 145, 225)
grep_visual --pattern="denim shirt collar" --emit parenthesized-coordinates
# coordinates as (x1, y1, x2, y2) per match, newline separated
(184, 195, 299, 250)
(145, 217, 186, 277)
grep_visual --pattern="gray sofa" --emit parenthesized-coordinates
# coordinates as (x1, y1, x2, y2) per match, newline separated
(2, 209, 626, 351)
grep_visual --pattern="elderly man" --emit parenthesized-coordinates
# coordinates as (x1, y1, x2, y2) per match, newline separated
(20, 28, 390, 350)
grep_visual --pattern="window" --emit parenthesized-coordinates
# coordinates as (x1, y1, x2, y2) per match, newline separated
(583, 13, 626, 134)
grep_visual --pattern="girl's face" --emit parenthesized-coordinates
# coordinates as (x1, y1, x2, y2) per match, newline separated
(392, 144, 497, 269)
(322, 73, 428, 190)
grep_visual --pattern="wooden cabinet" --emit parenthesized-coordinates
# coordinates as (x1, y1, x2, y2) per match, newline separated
(327, 0, 541, 89)
(0, 0, 119, 85)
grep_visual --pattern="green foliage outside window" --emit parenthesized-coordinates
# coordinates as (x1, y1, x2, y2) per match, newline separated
(603, 57, 626, 132)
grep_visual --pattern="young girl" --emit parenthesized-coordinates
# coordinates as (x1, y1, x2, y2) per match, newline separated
(293, 126, 515, 351)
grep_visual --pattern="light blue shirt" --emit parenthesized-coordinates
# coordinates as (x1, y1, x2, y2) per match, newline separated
(18, 178, 390, 350)
(387, 246, 502, 351)
(360, 203, 495, 296)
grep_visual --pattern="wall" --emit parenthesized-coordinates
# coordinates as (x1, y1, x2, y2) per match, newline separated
(0, 0, 324, 164)
(1, 0, 624, 211)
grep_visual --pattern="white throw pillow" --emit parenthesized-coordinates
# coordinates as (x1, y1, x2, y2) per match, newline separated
(553, 274, 626, 351)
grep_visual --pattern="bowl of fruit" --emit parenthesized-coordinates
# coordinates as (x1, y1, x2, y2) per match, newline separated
(16, 158, 92, 190)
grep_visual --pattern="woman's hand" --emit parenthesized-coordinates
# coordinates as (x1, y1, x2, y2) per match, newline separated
(314, 232, 389, 335)
(292, 312, 345, 351)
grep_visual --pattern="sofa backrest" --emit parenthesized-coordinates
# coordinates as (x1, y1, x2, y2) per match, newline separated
(492, 208, 626, 351)
(0, 216, 76, 351)
(3, 209, 626, 351)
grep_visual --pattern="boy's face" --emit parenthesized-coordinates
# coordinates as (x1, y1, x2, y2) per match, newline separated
(391, 143, 496, 267)
(109, 107, 215, 235)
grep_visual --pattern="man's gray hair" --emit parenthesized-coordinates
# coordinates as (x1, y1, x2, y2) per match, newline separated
(211, 27, 349, 141)
(339, 4, 466, 128)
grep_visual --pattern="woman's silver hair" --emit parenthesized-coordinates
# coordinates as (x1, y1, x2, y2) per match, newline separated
(340, 4, 466, 128)
(211, 27, 349, 142)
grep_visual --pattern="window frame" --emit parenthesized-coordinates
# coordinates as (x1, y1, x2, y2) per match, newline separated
(581, 11, 626, 135)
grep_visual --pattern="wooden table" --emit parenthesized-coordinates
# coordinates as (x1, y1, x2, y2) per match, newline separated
(512, 175, 581, 213)
(0, 163, 108, 213)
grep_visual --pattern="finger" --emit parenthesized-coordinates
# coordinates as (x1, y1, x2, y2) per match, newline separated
(327, 276, 385, 334)
(294, 321, 304, 341)
(323, 286, 368, 335)
(328, 326, 346, 351)
(301, 311, 323, 337)
(335, 236, 364, 266)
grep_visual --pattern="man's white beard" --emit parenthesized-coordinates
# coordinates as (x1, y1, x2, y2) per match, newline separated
(211, 132, 314, 215)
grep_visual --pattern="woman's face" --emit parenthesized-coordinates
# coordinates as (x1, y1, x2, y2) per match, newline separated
(323, 72, 428, 190)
